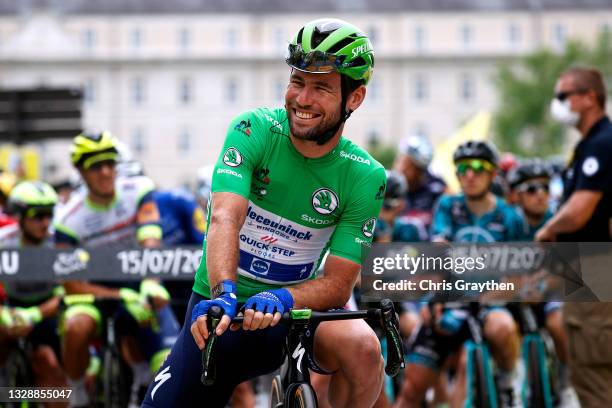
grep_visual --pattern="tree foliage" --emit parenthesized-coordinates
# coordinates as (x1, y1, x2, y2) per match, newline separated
(492, 33, 612, 157)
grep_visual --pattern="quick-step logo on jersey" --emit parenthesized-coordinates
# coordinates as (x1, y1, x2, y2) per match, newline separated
(312, 188, 339, 215)
(362, 218, 376, 238)
(238, 202, 335, 284)
(223, 147, 243, 167)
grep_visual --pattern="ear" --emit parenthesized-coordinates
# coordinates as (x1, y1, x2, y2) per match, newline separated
(346, 85, 366, 111)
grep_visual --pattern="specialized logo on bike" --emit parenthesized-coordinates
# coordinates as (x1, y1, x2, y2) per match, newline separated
(292, 342, 306, 373)
(223, 147, 243, 167)
(361, 218, 376, 238)
(311, 188, 339, 215)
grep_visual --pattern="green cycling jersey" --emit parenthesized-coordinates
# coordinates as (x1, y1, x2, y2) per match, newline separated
(193, 107, 386, 301)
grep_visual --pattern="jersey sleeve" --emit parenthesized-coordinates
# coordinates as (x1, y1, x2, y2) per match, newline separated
(430, 195, 454, 241)
(212, 110, 268, 199)
(328, 166, 386, 264)
(574, 138, 612, 192)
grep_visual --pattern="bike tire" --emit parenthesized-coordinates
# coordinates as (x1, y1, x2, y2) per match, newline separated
(270, 374, 284, 408)
(471, 346, 495, 408)
(286, 383, 318, 408)
(103, 349, 129, 408)
(525, 338, 549, 408)
(5, 347, 34, 408)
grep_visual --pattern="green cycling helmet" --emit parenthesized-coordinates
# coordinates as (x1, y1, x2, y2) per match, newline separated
(286, 18, 374, 85)
(71, 130, 119, 169)
(7, 181, 58, 218)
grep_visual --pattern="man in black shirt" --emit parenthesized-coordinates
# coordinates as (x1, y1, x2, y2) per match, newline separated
(536, 66, 612, 408)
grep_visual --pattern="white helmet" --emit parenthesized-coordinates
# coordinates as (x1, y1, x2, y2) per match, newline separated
(398, 135, 433, 169)
(196, 165, 214, 202)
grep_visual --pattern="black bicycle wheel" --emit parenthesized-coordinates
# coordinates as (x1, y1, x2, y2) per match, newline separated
(103, 349, 129, 408)
(525, 340, 546, 408)
(5, 347, 34, 408)
(472, 347, 494, 408)
(286, 383, 318, 408)
(270, 374, 284, 408)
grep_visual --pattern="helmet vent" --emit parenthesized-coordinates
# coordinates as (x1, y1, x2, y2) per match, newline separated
(327, 37, 353, 54)
(311, 28, 331, 49)
(296, 27, 304, 46)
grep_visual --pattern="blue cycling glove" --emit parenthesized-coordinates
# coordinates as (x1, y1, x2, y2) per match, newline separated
(244, 288, 294, 315)
(191, 280, 238, 324)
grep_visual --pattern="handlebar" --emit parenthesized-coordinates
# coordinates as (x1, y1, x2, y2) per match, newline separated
(200, 300, 405, 385)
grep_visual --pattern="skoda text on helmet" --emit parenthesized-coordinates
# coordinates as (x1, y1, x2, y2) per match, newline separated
(398, 135, 433, 169)
(507, 159, 553, 190)
(7, 181, 58, 218)
(70, 131, 120, 170)
(453, 140, 500, 167)
(286, 18, 374, 145)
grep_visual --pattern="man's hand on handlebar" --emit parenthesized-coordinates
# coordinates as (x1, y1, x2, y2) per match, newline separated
(242, 288, 294, 331)
(190, 280, 238, 350)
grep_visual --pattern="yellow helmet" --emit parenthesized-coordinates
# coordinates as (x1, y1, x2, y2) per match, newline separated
(70, 131, 119, 169)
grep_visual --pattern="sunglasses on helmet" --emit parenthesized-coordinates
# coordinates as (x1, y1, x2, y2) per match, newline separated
(285, 44, 344, 74)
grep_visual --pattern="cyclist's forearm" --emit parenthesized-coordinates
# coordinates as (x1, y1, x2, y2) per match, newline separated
(206, 215, 241, 289)
(287, 275, 355, 310)
(38, 296, 61, 319)
(63, 280, 120, 298)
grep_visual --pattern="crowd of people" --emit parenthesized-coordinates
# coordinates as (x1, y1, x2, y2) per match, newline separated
(0, 16, 611, 408)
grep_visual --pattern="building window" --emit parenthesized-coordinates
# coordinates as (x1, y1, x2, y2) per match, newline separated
(225, 28, 237, 50)
(178, 27, 191, 51)
(414, 123, 428, 138)
(84, 78, 96, 104)
(226, 78, 238, 103)
(459, 74, 475, 102)
(131, 77, 145, 105)
(178, 77, 193, 105)
(460, 24, 473, 48)
(552, 23, 566, 49)
(131, 28, 143, 49)
(82, 28, 96, 50)
(368, 81, 380, 102)
(414, 24, 426, 51)
(414, 75, 428, 101)
(508, 23, 521, 48)
(131, 127, 145, 154)
(367, 25, 378, 45)
(178, 128, 191, 153)
(275, 79, 285, 103)
(273, 27, 287, 52)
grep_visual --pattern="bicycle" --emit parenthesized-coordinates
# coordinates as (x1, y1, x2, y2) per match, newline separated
(429, 302, 499, 408)
(61, 294, 134, 408)
(516, 304, 560, 408)
(201, 299, 405, 408)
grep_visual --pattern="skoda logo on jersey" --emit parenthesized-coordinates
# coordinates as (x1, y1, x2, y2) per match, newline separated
(223, 147, 243, 167)
(362, 218, 376, 238)
(250, 258, 270, 275)
(312, 188, 339, 215)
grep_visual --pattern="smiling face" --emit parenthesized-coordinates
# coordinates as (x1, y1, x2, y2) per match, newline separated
(285, 70, 347, 142)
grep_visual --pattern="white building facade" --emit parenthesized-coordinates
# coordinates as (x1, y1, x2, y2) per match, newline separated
(0, 1, 611, 187)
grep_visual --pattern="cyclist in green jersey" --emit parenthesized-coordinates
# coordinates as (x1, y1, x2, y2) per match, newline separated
(0, 181, 67, 393)
(144, 18, 387, 408)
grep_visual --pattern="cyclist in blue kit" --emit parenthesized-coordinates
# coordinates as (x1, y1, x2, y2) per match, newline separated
(395, 141, 523, 408)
